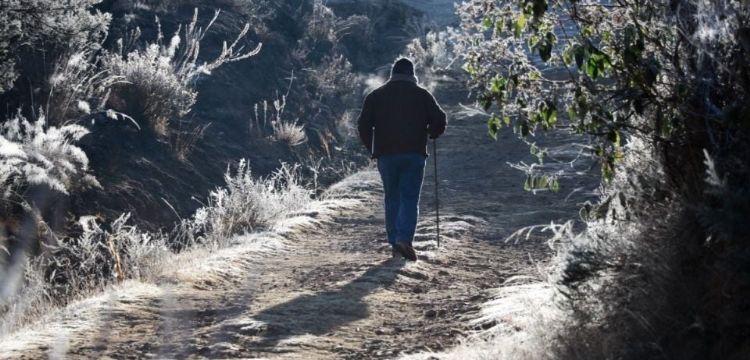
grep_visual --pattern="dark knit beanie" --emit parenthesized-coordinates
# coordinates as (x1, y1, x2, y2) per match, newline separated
(392, 58, 415, 75)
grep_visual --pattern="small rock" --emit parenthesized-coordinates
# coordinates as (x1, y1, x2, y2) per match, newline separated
(424, 309, 437, 318)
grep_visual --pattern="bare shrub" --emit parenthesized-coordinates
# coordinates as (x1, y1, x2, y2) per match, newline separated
(102, 9, 262, 136)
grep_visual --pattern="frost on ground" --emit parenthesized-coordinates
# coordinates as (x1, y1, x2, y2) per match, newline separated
(400, 281, 564, 360)
(0, 84, 594, 359)
(0, 169, 379, 358)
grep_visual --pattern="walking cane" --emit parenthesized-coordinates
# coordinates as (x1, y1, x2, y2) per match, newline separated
(433, 138, 441, 249)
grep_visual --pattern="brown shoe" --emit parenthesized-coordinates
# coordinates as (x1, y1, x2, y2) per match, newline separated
(395, 241, 417, 261)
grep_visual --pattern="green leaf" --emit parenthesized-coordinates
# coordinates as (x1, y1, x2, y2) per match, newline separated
(545, 108, 557, 128)
(602, 158, 615, 182)
(645, 60, 660, 87)
(574, 45, 586, 68)
(535, 32, 557, 63)
(537, 176, 549, 189)
(595, 145, 605, 157)
(584, 50, 612, 79)
(585, 57, 600, 78)
(608, 130, 621, 146)
(539, 101, 557, 128)
(545, 32, 557, 44)
(514, 13, 527, 38)
(495, 18, 506, 33)
(567, 106, 577, 122)
(582, 25, 594, 38)
(482, 16, 494, 29)
(524, 176, 533, 191)
(490, 75, 507, 95)
(488, 115, 502, 140)
(503, 114, 511, 126)
(528, 35, 540, 48)
(539, 43, 552, 62)
(520, 121, 531, 137)
(550, 178, 560, 192)
(523, 175, 558, 192)
(462, 62, 477, 77)
(562, 44, 575, 65)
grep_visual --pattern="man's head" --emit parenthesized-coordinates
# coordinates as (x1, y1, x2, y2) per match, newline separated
(391, 57, 415, 76)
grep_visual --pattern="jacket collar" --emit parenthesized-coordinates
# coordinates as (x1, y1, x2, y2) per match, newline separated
(389, 73, 418, 84)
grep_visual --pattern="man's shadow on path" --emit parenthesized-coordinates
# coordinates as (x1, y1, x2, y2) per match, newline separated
(247, 258, 405, 349)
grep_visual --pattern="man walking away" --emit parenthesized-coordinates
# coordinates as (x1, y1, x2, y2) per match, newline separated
(357, 57, 447, 261)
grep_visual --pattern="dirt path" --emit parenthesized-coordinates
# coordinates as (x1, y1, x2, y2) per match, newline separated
(0, 74, 592, 359)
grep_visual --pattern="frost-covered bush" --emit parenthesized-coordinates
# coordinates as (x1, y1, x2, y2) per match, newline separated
(288, 1, 362, 146)
(272, 119, 307, 146)
(457, 0, 750, 358)
(191, 160, 312, 244)
(405, 28, 461, 81)
(46, 49, 123, 125)
(404, 28, 462, 92)
(0, 111, 99, 199)
(0, 0, 111, 94)
(44, 214, 167, 296)
(306, 54, 356, 100)
(0, 258, 50, 336)
(102, 9, 261, 136)
(0, 213, 168, 335)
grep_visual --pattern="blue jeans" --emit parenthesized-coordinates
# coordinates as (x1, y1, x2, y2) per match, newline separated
(377, 152, 426, 246)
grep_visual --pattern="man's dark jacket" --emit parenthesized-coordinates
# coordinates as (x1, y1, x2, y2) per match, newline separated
(357, 74, 447, 158)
